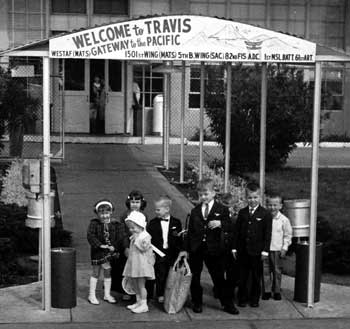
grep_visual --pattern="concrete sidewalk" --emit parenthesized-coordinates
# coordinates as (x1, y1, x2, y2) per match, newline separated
(1, 144, 350, 324)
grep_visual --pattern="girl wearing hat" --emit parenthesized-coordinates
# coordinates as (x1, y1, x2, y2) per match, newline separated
(112, 190, 148, 300)
(123, 211, 155, 313)
(87, 199, 128, 305)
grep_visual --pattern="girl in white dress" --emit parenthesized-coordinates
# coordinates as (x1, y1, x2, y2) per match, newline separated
(123, 211, 155, 313)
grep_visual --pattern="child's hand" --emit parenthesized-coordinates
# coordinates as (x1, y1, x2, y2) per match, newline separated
(108, 246, 115, 252)
(124, 248, 129, 258)
(280, 250, 287, 258)
(208, 220, 221, 229)
(232, 250, 237, 260)
(100, 244, 108, 249)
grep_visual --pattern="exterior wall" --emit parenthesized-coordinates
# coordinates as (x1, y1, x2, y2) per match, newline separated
(1, 0, 350, 136)
(0, 0, 9, 52)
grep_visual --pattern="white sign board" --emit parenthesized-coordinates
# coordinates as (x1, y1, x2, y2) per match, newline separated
(49, 15, 316, 63)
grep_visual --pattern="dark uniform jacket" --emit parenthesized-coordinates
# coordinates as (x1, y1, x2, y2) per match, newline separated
(147, 216, 182, 263)
(233, 205, 272, 256)
(184, 201, 231, 255)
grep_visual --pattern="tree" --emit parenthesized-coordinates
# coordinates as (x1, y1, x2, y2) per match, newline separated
(205, 63, 320, 172)
(0, 66, 39, 157)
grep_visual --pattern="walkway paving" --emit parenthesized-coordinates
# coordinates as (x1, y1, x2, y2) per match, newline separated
(1, 143, 350, 325)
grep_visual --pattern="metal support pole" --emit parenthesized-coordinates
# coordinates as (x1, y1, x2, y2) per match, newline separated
(141, 65, 145, 145)
(224, 62, 232, 192)
(162, 73, 169, 169)
(307, 61, 322, 308)
(180, 61, 186, 183)
(259, 63, 267, 203)
(42, 56, 51, 312)
(166, 73, 171, 170)
(199, 62, 205, 180)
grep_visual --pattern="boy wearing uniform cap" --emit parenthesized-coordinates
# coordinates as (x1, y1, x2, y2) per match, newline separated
(87, 199, 128, 305)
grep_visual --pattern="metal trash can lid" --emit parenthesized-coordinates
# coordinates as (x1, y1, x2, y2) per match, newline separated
(51, 247, 76, 253)
(284, 199, 310, 208)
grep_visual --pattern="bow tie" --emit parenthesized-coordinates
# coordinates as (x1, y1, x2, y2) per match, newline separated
(161, 218, 169, 222)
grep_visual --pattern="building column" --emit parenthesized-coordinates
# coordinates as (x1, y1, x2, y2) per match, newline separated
(343, 0, 350, 135)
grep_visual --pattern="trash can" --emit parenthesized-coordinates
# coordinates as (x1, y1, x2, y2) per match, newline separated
(153, 94, 163, 136)
(294, 241, 322, 303)
(51, 247, 76, 308)
(284, 199, 310, 237)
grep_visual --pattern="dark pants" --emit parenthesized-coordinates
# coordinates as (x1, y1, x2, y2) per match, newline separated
(237, 252, 262, 304)
(224, 251, 239, 295)
(111, 254, 127, 293)
(189, 243, 232, 307)
(146, 254, 173, 298)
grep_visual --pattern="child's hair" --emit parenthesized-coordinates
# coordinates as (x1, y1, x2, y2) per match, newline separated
(220, 192, 235, 208)
(246, 181, 260, 193)
(125, 190, 147, 210)
(266, 192, 283, 204)
(155, 195, 172, 208)
(197, 178, 215, 192)
(93, 199, 114, 214)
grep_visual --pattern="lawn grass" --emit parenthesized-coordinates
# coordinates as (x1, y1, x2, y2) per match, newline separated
(245, 168, 350, 229)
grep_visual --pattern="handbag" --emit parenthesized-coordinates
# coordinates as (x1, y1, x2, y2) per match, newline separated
(163, 257, 192, 314)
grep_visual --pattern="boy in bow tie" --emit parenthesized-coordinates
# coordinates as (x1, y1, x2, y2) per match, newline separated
(232, 182, 272, 308)
(147, 195, 182, 303)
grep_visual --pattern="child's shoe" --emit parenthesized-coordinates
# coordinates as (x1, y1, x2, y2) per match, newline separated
(131, 300, 149, 313)
(127, 302, 140, 310)
(273, 293, 282, 300)
(157, 296, 165, 303)
(88, 277, 100, 305)
(262, 292, 271, 300)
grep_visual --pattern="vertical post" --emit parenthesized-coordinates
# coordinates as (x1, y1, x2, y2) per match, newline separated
(308, 61, 322, 308)
(259, 63, 267, 203)
(180, 61, 186, 183)
(199, 62, 205, 180)
(166, 73, 171, 170)
(141, 65, 145, 145)
(42, 56, 51, 312)
(224, 62, 232, 192)
(162, 73, 169, 169)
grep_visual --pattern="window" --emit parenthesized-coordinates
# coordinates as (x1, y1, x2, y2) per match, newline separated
(133, 64, 163, 108)
(51, 0, 86, 14)
(94, 0, 129, 15)
(189, 66, 203, 109)
(322, 67, 344, 111)
(305, 65, 344, 111)
(64, 59, 85, 90)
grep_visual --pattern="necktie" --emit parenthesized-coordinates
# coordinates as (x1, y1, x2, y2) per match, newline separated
(204, 203, 209, 220)
(249, 208, 254, 216)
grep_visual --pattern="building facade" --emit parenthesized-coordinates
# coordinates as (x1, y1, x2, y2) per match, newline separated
(0, 0, 349, 138)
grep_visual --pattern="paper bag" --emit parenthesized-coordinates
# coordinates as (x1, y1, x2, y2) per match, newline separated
(164, 258, 192, 314)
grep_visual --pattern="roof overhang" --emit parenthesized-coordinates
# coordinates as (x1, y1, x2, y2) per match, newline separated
(1, 15, 350, 63)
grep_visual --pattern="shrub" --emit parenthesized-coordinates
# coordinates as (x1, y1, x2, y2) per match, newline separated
(0, 159, 27, 207)
(323, 225, 350, 274)
(205, 64, 327, 171)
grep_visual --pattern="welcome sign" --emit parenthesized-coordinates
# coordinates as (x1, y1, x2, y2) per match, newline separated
(49, 15, 316, 63)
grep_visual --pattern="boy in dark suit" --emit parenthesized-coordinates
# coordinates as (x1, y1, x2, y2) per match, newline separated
(178, 179, 239, 315)
(232, 182, 272, 308)
(147, 195, 182, 303)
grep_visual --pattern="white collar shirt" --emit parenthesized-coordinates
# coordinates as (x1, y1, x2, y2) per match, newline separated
(249, 205, 259, 215)
(160, 216, 171, 249)
(270, 211, 293, 251)
(202, 199, 214, 219)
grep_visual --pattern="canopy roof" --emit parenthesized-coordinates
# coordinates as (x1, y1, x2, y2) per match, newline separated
(1, 14, 350, 63)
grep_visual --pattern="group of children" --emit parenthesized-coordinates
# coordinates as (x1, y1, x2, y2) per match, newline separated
(87, 180, 292, 315)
